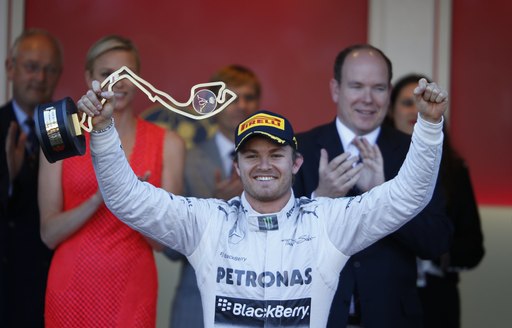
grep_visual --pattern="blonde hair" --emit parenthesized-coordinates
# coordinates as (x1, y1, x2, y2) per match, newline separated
(85, 35, 140, 72)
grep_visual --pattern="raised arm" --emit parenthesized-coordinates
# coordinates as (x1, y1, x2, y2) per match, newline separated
(328, 79, 449, 255)
(78, 81, 208, 255)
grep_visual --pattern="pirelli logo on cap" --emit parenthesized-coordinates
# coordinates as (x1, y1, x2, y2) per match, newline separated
(237, 113, 285, 135)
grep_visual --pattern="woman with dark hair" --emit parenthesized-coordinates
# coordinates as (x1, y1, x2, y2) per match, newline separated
(388, 73, 485, 328)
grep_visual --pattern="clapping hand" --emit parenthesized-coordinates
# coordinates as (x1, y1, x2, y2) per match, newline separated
(314, 149, 363, 198)
(5, 122, 27, 182)
(354, 138, 385, 192)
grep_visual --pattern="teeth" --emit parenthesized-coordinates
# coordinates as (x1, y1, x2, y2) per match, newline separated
(256, 176, 274, 181)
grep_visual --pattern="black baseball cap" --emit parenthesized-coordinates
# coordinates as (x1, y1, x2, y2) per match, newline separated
(234, 110, 298, 151)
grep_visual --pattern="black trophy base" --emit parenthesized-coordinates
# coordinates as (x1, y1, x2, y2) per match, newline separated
(34, 97, 86, 163)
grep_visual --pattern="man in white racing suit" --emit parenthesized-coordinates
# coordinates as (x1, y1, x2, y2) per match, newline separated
(79, 77, 448, 327)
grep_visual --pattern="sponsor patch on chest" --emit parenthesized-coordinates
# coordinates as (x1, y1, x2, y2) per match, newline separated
(215, 296, 310, 326)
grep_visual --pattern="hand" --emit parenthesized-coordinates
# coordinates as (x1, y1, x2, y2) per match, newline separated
(5, 122, 27, 182)
(213, 169, 243, 200)
(353, 138, 385, 192)
(76, 80, 115, 130)
(90, 189, 104, 207)
(414, 78, 449, 123)
(314, 149, 363, 197)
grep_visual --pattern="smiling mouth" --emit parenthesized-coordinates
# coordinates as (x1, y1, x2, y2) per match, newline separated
(355, 109, 375, 116)
(255, 176, 275, 181)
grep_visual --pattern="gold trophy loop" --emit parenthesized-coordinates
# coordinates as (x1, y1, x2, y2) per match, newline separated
(35, 66, 237, 163)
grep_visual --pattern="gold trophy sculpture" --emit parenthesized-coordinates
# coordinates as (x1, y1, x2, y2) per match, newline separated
(35, 66, 237, 163)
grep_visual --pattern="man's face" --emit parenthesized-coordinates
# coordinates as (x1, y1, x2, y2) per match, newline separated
(330, 50, 391, 135)
(234, 137, 302, 210)
(6, 35, 62, 114)
(217, 84, 260, 140)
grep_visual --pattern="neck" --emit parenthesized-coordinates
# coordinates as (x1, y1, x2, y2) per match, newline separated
(14, 99, 35, 119)
(113, 110, 135, 131)
(245, 190, 292, 214)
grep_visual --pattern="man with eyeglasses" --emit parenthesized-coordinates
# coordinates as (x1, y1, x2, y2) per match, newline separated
(1, 29, 63, 327)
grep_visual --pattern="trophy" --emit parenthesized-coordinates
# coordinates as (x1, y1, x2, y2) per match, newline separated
(35, 66, 237, 163)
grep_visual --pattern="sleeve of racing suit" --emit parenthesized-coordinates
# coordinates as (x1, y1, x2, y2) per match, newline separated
(90, 125, 211, 256)
(325, 114, 444, 256)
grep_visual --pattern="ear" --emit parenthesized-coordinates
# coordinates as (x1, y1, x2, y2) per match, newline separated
(292, 153, 304, 175)
(5, 58, 15, 81)
(233, 160, 241, 177)
(329, 78, 340, 103)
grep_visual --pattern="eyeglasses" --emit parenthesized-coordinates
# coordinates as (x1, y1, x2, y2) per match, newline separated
(15, 60, 61, 77)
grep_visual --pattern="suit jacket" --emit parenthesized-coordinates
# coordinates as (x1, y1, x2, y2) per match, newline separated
(184, 136, 227, 198)
(0, 102, 53, 327)
(166, 136, 227, 328)
(293, 120, 453, 328)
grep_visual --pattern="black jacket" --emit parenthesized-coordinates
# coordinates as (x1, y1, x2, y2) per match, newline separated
(293, 120, 453, 328)
(0, 101, 53, 327)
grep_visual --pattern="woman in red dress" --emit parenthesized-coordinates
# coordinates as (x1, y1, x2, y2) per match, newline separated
(39, 35, 185, 327)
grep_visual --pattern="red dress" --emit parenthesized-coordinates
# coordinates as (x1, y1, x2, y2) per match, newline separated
(45, 119, 165, 327)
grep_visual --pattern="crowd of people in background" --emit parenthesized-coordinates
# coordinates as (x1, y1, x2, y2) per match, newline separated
(0, 29, 484, 328)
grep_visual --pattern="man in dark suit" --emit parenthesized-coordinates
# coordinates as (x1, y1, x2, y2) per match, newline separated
(293, 44, 453, 327)
(0, 29, 63, 327)
(164, 65, 261, 328)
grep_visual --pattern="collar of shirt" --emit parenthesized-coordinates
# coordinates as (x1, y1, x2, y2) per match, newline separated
(240, 190, 296, 232)
(11, 99, 32, 135)
(335, 117, 380, 157)
(214, 131, 235, 176)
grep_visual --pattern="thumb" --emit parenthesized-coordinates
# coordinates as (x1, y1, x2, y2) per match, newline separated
(319, 149, 328, 172)
(413, 78, 427, 96)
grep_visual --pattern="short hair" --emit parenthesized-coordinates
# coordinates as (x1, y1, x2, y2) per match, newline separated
(333, 44, 393, 84)
(9, 28, 63, 66)
(209, 65, 261, 99)
(85, 35, 140, 73)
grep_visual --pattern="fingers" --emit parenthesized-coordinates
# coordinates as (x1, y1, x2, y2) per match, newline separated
(414, 78, 448, 104)
(92, 80, 102, 93)
(318, 149, 360, 188)
(77, 91, 101, 116)
(413, 78, 428, 96)
(353, 137, 372, 159)
(6, 122, 19, 147)
(76, 80, 114, 117)
(327, 151, 358, 172)
(342, 164, 363, 184)
(318, 149, 328, 173)
(6, 122, 27, 151)
(424, 83, 444, 103)
(354, 138, 383, 165)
